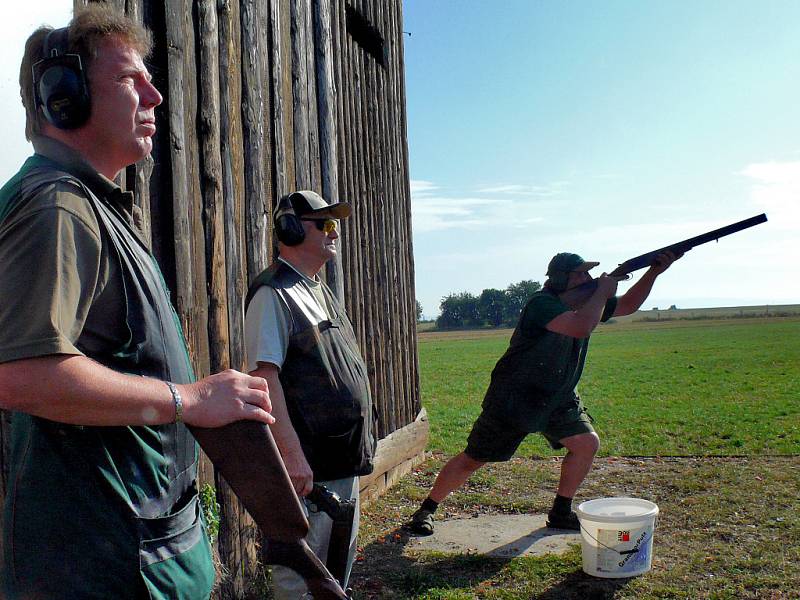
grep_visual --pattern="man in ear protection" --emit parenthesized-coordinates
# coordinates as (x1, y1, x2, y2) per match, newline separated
(0, 6, 278, 599)
(245, 190, 376, 598)
(408, 250, 679, 536)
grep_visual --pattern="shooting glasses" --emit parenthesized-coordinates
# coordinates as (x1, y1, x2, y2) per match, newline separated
(302, 218, 338, 234)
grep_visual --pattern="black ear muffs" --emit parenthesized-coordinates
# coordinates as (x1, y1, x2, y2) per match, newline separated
(32, 27, 91, 130)
(274, 194, 306, 246)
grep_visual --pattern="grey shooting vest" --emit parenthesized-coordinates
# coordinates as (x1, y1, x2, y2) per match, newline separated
(246, 261, 376, 481)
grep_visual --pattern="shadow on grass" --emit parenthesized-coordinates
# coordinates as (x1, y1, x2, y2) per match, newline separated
(351, 525, 513, 597)
(534, 570, 632, 600)
(351, 524, 634, 599)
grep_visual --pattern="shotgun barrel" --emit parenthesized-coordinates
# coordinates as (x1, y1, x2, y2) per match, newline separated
(607, 213, 768, 278)
(559, 213, 768, 309)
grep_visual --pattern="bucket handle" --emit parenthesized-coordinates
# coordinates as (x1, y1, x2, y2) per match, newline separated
(579, 523, 654, 557)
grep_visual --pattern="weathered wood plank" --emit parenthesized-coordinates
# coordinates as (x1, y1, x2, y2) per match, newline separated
(164, 0, 209, 374)
(216, 2, 261, 597)
(359, 408, 429, 500)
(352, 1, 384, 437)
(288, 0, 310, 190)
(332, 0, 365, 351)
(198, 0, 230, 376)
(271, 0, 292, 198)
(315, 0, 346, 303)
(198, 3, 254, 595)
(219, 0, 247, 373)
(247, 0, 273, 265)
(356, 0, 393, 436)
(290, 0, 313, 190)
(240, 0, 269, 282)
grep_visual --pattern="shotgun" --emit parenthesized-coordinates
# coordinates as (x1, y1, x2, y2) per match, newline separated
(307, 483, 357, 588)
(189, 422, 350, 599)
(559, 213, 768, 309)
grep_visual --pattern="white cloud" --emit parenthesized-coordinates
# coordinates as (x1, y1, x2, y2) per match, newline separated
(411, 194, 513, 232)
(410, 180, 559, 233)
(740, 160, 800, 228)
(409, 179, 439, 196)
(476, 181, 570, 197)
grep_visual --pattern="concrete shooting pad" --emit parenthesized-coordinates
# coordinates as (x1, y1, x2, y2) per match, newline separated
(406, 513, 581, 558)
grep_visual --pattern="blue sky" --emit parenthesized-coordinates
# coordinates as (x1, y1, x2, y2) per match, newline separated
(3, 2, 798, 319)
(403, 1, 799, 318)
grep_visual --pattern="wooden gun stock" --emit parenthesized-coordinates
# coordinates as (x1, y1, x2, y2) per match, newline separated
(189, 421, 350, 599)
(559, 213, 768, 309)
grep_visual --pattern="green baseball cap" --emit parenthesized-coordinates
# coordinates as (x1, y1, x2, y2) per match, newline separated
(546, 252, 600, 275)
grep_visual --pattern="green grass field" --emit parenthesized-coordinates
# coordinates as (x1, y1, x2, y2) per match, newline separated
(355, 453, 799, 599)
(351, 317, 800, 599)
(418, 317, 800, 456)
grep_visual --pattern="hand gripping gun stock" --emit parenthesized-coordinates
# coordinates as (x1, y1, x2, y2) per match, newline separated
(189, 422, 352, 599)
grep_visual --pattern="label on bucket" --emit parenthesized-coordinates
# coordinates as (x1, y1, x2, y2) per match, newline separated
(596, 526, 651, 574)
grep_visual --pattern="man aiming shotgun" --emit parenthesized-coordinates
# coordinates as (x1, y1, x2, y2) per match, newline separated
(408, 249, 681, 534)
(408, 213, 767, 535)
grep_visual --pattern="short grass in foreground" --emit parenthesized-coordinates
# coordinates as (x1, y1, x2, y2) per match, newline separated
(418, 317, 800, 457)
(348, 317, 800, 599)
(352, 456, 800, 599)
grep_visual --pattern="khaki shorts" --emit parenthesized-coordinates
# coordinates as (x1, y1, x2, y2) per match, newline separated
(464, 394, 595, 462)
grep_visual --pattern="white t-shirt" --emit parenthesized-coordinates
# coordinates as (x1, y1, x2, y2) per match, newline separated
(244, 258, 332, 372)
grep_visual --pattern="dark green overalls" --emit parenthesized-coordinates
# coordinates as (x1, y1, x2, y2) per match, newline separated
(1, 161, 214, 599)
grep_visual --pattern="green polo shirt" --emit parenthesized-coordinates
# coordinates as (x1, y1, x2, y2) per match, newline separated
(483, 289, 617, 430)
(0, 136, 130, 364)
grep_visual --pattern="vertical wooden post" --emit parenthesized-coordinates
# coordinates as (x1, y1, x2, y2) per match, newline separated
(164, 0, 211, 375)
(219, 0, 247, 371)
(314, 0, 346, 302)
(241, 0, 270, 282)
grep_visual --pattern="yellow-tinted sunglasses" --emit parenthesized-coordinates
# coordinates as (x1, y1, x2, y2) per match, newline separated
(301, 218, 338, 234)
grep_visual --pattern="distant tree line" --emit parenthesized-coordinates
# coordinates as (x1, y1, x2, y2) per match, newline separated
(435, 280, 541, 329)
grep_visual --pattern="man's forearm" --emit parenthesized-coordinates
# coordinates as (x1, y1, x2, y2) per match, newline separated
(251, 365, 306, 461)
(574, 289, 612, 331)
(0, 354, 274, 428)
(616, 268, 659, 316)
(250, 363, 314, 496)
(548, 286, 613, 338)
(0, 354, 177, 425)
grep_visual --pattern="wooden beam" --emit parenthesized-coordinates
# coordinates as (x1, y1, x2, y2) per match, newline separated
(359, 407, 429, 501)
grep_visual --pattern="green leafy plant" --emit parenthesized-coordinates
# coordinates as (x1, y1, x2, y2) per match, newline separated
(199, 482, 221, 544)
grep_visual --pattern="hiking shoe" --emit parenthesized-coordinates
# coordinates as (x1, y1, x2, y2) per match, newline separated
(546, 510, 581, 531)
(408, 508, 435, 536)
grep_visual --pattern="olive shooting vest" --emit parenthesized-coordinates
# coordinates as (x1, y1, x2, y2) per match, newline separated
(1, 165, 214, 600)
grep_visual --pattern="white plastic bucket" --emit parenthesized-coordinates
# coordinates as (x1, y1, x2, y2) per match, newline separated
(575, 497, 659, 578)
